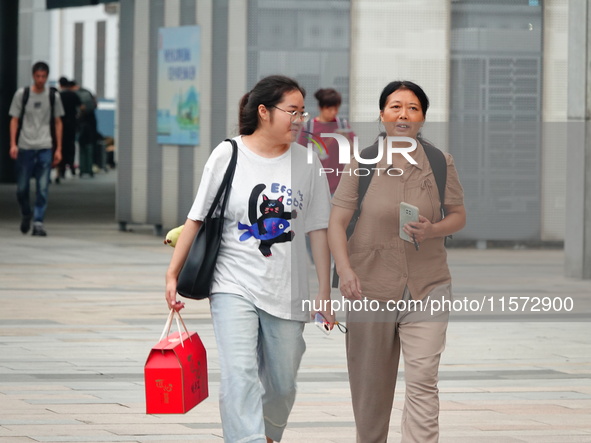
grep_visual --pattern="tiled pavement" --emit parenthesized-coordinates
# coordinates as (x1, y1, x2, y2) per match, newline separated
(1, 172, 590, 442)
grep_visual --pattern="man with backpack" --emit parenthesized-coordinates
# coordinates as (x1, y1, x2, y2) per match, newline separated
(9, 61, 65, 237)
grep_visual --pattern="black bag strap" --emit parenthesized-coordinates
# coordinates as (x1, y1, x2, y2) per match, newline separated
(337, 116, 350, 130)
(421, 140, 447, 217)
(49, 87, 56, 114)
(345, 142, 379, 239)
(332, 143, 378, 287)
(49, 87, 57, 150)
(16, 87, 30, 145)
(421, 140, 452, 243)
(206, 139, 238, 219)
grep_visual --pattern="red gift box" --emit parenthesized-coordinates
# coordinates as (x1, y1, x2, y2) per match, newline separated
(144, 310, 208, 414)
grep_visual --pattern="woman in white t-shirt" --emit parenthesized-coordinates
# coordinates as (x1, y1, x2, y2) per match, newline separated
(165, 75, 334, 443)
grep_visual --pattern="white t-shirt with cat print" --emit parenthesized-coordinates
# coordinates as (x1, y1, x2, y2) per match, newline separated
(187, 136, 330, 321)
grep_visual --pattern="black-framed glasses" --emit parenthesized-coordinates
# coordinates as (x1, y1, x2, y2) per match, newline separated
(314, 312, 348, 335)
(271, 105, 310, 123)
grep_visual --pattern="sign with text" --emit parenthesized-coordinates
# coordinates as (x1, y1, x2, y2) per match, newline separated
(157, 26, 200, 146)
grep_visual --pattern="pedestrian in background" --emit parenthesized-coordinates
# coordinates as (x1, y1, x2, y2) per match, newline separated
(70, 80, 98, 177)
(298, 87, 355, 194)
(328, 80, 466, 442)
(56, 77, 81, 181)
(9, 61, 64, 237)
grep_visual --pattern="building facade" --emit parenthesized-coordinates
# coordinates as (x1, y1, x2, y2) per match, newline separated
(18, 0, 569, 242)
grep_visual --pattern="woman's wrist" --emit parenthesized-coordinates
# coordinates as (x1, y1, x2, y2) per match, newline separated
(165, 269, 179, 282)
(315, 290, 331, 300)
(335, 262, 352, 276)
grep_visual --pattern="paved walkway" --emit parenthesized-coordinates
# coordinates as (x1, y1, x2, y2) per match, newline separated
(1, 172, 590, 442)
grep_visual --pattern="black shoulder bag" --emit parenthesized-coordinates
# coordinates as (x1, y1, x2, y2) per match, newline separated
(177, 139, 238, 300)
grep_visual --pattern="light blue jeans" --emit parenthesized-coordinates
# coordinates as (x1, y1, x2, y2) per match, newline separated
(16, 148, 52, 222)
(209, 293, 306, 443)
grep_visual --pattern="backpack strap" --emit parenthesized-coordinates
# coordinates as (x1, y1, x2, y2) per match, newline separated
(346, 142, 379, 238)
(16, 87, 30, 145)
(50, 87, 56, 112)
(421, 140, 447, 217)
(337, 116, 352, 130)
(49, 87, 57, 151)
(332, 142, 379, 287)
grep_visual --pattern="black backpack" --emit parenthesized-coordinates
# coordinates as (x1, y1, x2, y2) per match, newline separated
(16, 86, 58, 149)
(331, 138, 448, 288)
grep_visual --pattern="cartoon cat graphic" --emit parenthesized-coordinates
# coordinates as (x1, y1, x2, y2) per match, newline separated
(238, 184, 296, 257)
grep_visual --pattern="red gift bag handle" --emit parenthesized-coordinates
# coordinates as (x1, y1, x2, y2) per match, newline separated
(159, 309, 191, 348)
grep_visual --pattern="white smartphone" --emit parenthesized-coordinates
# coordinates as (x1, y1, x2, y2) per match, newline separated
(399, 202, 419, 243)
(314, 312, 331, 335)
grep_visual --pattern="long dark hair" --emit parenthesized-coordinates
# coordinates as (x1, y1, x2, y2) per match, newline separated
(239, 75, 306, 135)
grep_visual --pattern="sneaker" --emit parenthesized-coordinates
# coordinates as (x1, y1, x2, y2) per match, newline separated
(20, 215, 32, 234)
(32, 222, 47, 237)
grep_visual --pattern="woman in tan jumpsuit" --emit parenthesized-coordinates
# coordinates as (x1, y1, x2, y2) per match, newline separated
(328, 80, 466, 443)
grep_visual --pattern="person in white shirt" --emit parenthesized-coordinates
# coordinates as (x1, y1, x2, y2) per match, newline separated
(165, 75, 334, 443)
